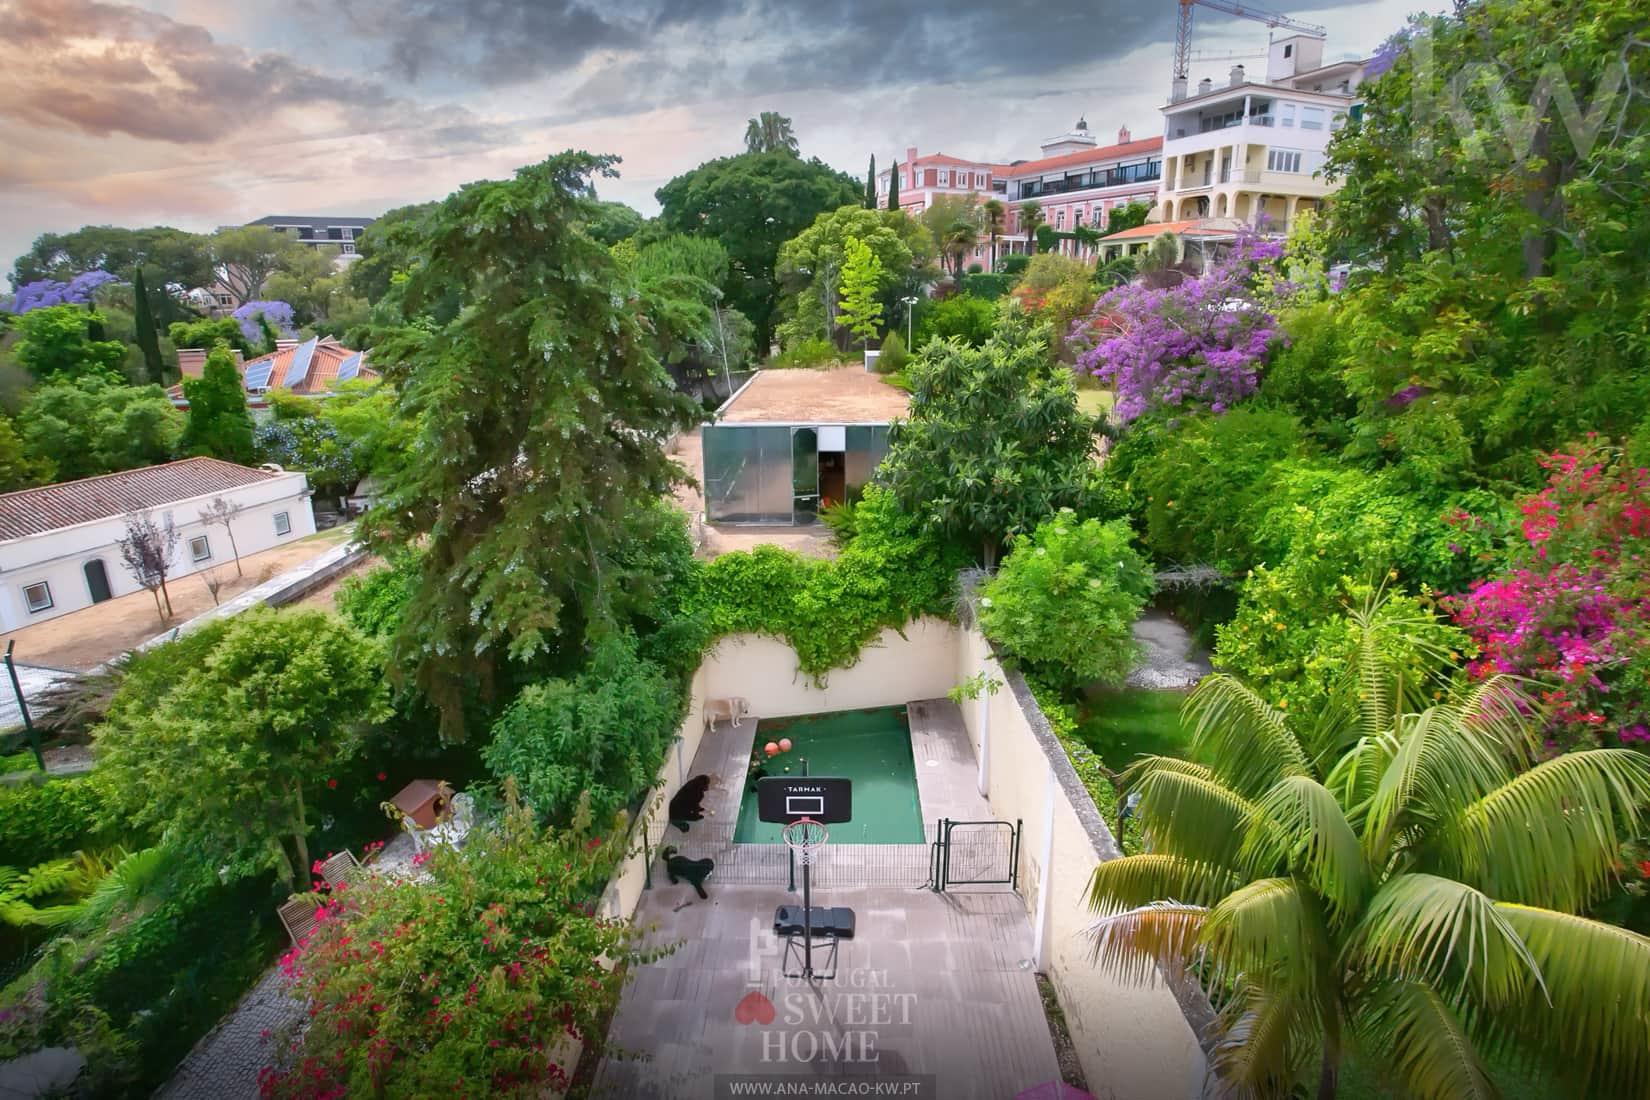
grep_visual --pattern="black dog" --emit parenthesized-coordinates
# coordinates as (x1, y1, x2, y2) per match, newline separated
(662, 847, 714, 899)
(668, 775, 712, 833)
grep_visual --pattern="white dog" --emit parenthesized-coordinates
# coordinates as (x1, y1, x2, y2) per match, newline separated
(703, 696, 751, 733)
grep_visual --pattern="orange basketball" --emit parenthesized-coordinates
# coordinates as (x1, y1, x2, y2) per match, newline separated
(764, 741, 779, 757)
(778, 738, 793, 752)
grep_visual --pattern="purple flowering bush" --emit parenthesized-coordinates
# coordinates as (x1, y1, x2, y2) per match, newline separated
(2, 270, 119, 314)
(1073, 236, 1284, 423)
(231, 300, 296, 346)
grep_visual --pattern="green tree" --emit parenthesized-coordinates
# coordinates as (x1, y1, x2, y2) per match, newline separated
(1104, 200, 1151, 235)
(775, 204, 925, 347)
(179, 344, 255, 463)
(1018, 201, 1044, 253)
(0, 415, 53, 489)
(982, 198, 1006, 270)
(130, 266, 164, 384)
(837, 236, 886, 347)
(12, 305, 126, 381)
(95, 609, 389, 886)
(16, 377, 181, 480)
(10, 226, 212, 322)
(483, 635, 680, 826)
(1088, 603, 1650, 1099)
(887, 160, 901, 210)
(363, 152, 702, 741)
(921, 194, 982, 282)
(744, 111, 799, 154)
(584, 198, 645, 245)
(208, 225, 305, 306)
(979, 514, 1155, 690)
(865, 154, 877, 208)
(882, 312, 1096, 565)
(166, 316, 250, 356)
(655, 151, 860, 351)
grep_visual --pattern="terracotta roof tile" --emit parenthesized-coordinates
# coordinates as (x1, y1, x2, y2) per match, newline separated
(240, 338, 377, 395)
(0, 458, 283, 540)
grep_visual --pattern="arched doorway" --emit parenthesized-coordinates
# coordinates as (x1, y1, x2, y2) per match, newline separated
(84, 559, 112, 604)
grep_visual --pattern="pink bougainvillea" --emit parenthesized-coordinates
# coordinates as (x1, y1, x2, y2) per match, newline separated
(1444, 442, 1650, 750)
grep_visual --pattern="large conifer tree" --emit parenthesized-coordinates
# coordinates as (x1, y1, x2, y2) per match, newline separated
(132, 265, 165, 384)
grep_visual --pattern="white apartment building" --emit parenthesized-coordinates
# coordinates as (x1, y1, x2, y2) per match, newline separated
(1156, 33, 1369, 230)
(0, 458, 316, 631)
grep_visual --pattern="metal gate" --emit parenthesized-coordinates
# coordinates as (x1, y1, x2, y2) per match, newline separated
(930, 818, 1021, 892)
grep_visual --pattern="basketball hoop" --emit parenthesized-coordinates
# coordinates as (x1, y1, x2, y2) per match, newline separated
(782, 817, 828, 866)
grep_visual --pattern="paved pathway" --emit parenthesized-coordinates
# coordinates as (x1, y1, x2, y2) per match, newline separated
(155, 970, 301, 1100)
(1125, 611, 1211, 690)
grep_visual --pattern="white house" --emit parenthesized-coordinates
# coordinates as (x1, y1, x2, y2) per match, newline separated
(0, 458, 316, 631)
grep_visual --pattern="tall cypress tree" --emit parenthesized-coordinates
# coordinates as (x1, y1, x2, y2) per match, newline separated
(865, 155, 877, 208)
(887, 161, 900, 211)
(133, 265, 165, 384)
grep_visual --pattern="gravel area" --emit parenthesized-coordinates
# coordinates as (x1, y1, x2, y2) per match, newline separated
(1125, 611, 1211, 690)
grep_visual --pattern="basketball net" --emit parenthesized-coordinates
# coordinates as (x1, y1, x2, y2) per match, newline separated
(782, 817, 828, 866)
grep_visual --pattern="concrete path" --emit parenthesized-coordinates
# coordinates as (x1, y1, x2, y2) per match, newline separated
(1125, 611, 1210, 691)
(155, 969, 301, 1100)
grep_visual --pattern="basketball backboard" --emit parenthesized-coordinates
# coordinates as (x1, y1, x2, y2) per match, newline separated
(757, 776, 852, 824)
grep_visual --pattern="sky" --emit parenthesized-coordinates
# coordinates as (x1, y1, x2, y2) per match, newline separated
(0, 0, 1430, 290)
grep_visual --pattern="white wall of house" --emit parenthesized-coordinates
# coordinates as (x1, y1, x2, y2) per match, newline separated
(0, 473, 316, 631)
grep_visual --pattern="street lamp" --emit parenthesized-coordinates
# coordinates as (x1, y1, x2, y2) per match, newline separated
(900, 296, 918, 347)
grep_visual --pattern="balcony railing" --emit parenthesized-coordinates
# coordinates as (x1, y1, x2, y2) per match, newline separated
(1017, 164, 1161, 199)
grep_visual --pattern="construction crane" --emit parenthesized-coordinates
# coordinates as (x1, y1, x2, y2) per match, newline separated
(1172, 0, 1327, 84)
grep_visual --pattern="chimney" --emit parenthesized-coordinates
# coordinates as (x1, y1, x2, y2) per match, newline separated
(1118, 125, 1132, 144)
(176, 349, 208, 378)
(1197, 77, 1213, 96)
(1230, 64, 1246, 87)
(1171, 77, 1188, 102)
(906, 146, 918, 165)
(275, 339, 300, 352)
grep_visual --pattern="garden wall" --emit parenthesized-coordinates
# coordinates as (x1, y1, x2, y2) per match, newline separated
(952, 622, 1218, 1100)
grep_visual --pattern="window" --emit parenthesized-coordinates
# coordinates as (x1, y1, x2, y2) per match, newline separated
(937, 168, 949, 186)
(1280, 104, 1296, 128)
(1267, 149, 1304, 173)
(1330, 110, 1348, 131)
(216, 294, 233, 307)
(190, 535, 212, 562)
(975, 172, 986, 188)
(1073, 209, 1084, 227)
(1055, 208, 1065, 228)
(274, 511, 292, 536)
(342, 242, 356, 255)
(1300, 107, 1326, 131)
(1283, 43, 1293, 58)
(23, 581, 52, 613)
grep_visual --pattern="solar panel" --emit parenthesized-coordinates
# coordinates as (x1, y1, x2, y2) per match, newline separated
(335, 353, 362, 383)
(284, 337, 319, 391)
(243, 359, 275, 392)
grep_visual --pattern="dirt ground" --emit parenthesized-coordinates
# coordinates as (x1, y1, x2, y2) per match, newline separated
(718, 366, 909, 423)
(287, 554, 381, 612)
(668, 428, 836, 559)
(3, 526, 358, 672)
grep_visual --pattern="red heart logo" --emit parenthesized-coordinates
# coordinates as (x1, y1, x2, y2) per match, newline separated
(734, 990, 775, 1025)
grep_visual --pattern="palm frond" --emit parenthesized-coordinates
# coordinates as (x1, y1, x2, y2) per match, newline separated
(1449, 749, 1650, 911)
(1129, 764, 1260, 869)
(1086, 854, 1240, 916)
(1324, 732, 1396, 827)
(1346, 873, 1540, 1007)
(1204, 878, 1322, 996)
(1212, 980, 1317, 1098)
(1364, 707, 1513, 865)
(74, 846, 169, 931)
(1352, 980, 1498, 1100)
(1183, 675, 1312, 797)
(1492, 903, 1650, 1096)
(1242, 776, 1370, 921)
(1085, 903, 1207, 986)
(1452, 677, 1542, 767)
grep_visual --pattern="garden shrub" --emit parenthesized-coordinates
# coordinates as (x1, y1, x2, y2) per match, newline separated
(1259, 301, 1356, 449)
(261, 796, 634, 1098)
(1133, 407, 1306, 573)
(874, 331, 909, 375)
(0, 773, 128, 870)
(483, 634, 682, 827)
(336, 549, 423, 638)
(912, 294, 996, 348)
(998, 254, 1030, 277)
(961, 273, 1014, 301)
(978, 513, 1155, 691)
(771, 337, 842, 368)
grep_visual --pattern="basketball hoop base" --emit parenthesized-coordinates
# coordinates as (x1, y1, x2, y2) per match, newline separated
(781, 933, 838, 981)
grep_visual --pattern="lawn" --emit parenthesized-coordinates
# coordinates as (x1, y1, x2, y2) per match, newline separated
(1075, 688, 1195, 771)
(1076, 387, 1115, 417)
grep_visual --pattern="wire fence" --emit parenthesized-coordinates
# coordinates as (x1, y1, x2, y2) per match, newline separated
(645, 820, 1020, 892)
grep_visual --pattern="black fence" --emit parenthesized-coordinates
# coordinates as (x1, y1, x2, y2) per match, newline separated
(644, 819, 1020, 893)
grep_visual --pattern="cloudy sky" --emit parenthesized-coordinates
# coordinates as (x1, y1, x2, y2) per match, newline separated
(0, 0, 1431, 288)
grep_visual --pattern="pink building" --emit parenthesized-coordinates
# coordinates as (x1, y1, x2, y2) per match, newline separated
(876, 119, 1163, 268)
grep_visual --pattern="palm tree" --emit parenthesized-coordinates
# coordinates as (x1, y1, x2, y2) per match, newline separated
(744, 112, 798, 155)
(1018, 201, 1044, 254)
(982, 199, 1006, 272)
(942, 218, 980, 282)
(1086, 600, 1650, 1099)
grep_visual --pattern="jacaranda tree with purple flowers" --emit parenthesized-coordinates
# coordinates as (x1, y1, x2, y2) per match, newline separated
(230, 300, 296, 350)
(1, 270, 118, 315)
(1074, 235, 1284, 424)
